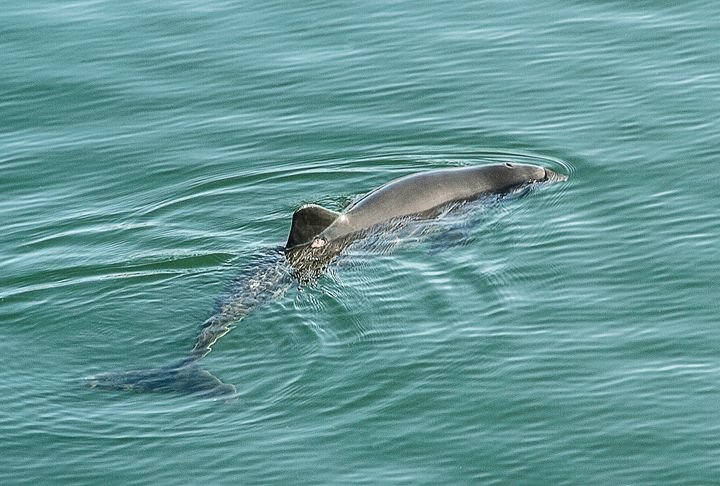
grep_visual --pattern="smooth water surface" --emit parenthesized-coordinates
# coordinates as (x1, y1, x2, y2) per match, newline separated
(1, 1, 719, 484)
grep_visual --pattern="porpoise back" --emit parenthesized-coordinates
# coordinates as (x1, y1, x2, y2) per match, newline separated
(285, 163, 554, 250)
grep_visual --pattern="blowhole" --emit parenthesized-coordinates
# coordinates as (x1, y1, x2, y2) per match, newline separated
(505, 163, 514, 168)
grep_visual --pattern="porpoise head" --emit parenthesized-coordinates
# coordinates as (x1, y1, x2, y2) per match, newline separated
(541, 167, 568, 182)
(484, 162, 562, 190)
(494, 162, 568, 185)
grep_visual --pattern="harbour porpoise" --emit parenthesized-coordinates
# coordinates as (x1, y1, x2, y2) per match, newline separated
(88, 163, 566, 397)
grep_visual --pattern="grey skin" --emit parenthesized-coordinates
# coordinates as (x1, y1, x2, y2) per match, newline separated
(89, 163, 564, 397)
(286, 163, 562, 251)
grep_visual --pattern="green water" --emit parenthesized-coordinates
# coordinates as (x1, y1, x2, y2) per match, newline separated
(2, 1, 719, 484)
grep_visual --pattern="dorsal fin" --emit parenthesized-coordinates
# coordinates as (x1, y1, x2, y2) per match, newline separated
(285, 204, 339, 249)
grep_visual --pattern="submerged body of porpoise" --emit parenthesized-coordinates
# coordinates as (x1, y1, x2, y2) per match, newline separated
(88, 163, 565, 397)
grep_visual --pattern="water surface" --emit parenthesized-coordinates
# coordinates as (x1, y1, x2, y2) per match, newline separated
(1, 1, 719, 484)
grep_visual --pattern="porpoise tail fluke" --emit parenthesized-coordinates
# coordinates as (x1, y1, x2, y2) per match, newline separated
(89, 249, 291, 397)
(87, 359, 236, 398)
